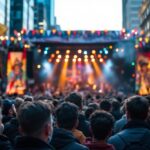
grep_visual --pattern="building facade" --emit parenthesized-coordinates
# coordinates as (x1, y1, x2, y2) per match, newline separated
(122, 0, 143, 30)
(10, 0, 34, 35)
(139, 0, 150, 37)
(0, 1, 5, 24)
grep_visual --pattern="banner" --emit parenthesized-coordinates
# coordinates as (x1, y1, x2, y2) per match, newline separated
(6, 50, 26, 95)
(136, 52, 150, 95)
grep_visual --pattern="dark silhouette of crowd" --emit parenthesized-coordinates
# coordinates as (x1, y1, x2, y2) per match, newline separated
(0, 92, 150, 150)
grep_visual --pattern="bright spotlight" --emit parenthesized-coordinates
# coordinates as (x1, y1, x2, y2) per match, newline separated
(84, 58, 88, 62)
(83, 51, 88, 55)
(74, 55, 78, 59)
(37, 65, 41, 69)
(78, 49, 82, 54)
(65, 58, 69, 62)
(78, 58, 82, 62)
(92, 50, 96, 54)
(66, 50, 70, 54)
(72, 59, 76, 62)
(44, 51, 48, 55)
(56, 59, 60, 63)
(58, 55, 62, 59)
(56, 50, 60, 54)
(65, 55, 70, 59)
(91, 58, 95, 62)
(51, 54, 55, 58)
(84, 55, 88, 59)
(43, 62, 52, 73)
(104, 50, 109, 55)
(99, 50, 103, 54)
(90, 55, 94, 59)
(99, 58, 104, 63)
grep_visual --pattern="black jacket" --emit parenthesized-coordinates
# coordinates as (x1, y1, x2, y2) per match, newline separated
(14, 136, 54, 150)
(78, 113, 91, 137)
(0, 134, 12, 150)
(3, 118, 20, 145)
(51, 128, 89, 150)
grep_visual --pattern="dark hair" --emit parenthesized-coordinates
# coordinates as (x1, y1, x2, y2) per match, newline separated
(85, 107, 95, 120)
(15, 97, 24, 112)
(126, 95, 149, 120)
(2, 99, 13, 115)
(90, 111, 114, 140)
(18, 101, 52, 135)
(55, 102, 78, 130)
(99, 100, 111, 112)
(65, 92, 82, 108)
(24, 96, 33, 102)
(88, 103, 99, 110)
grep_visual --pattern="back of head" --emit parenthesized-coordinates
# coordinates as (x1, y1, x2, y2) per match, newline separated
(126, 95, 149, 120)
(90, 111, 114, 140)
(65, 92, 82, 109)
(56, 102, 78, 130)
(15, 97, 24, 113)
(99, 100, 112, 112)
(24, 95, 33, 102)
(2, 99, 13, 116)
(18, 101, 52, 137)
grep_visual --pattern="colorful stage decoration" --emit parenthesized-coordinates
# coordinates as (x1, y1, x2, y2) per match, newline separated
(0, 29, 149, 49)
(136, 52, 150, 95)
(6, 50, 27, 95)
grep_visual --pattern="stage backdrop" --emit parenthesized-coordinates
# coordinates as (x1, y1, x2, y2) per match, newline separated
(6, 51, 26, 95)
(136, 52, 150, 95)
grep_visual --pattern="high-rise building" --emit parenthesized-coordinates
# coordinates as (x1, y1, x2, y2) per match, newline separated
(139, 0, 150, 37)
(0, 1, 5, 24)
(10, 0, 34, 35)
(122, 0, 143, 30)
(34, 0, 56, 29)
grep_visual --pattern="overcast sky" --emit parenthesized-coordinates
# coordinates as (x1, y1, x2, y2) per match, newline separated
(55, 0, 122, 30)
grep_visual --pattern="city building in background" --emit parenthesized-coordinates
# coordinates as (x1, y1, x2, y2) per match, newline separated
(139, 0, 150, 37)
(10, 0, 34, 35)
(122, 0, 143, 30)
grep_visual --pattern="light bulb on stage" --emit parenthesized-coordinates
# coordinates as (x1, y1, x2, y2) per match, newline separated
(66, 50, 70, 54)
(90, 55, 94, 59)
(65, 58, 69, 62)
(84, 59, 88, 62)
(84, 55, 88, 59)
(91, 58, 95, 62)
(74, 55, 78, 59)
(65, 55, 70, 59)
(56, 50, 60, 54)
(92, 50, 96, 54)
(78, 58, 82, 62)
(56, 59, 60, 63)
(78, 49, 82, 54)
(72, 59, 76, 62)
(58, 55, 62, 59)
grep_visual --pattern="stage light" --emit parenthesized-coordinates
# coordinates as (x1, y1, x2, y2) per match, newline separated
(18, 37, 21, 41)
(84, 51, 88, 55)
(66, 50, 70, 54)
(135, 44, 139, 49)
(51, 54, 55, 58)
(99, 58, 104, 63)
(10, 37, 15, 41)
(65, 55, 70, 59)
(99, 50, 103, 54)
(139, 37, 142, 42)
(38, 49, 41, 53)
(93, 84, 97, 90)
(109, 45, 113, 49)
(44, 51, 48, 55)
(104, 50, 109, 55)
(56, 59, 60, 63)
(78, 58, 82, 62)
(116, 48, 119, 52)
(127, 33, 130, 37)
(145, 37, 149, 43)
(84, 58, 88, 62)
(122, 28, 126, 33)
(98, 54, 102, 58)
(92, 50, 96, 54)
(65, 58, 69, 62)
(74, 55, 78, 59)
(72, 59, 76, 62)
(37, 65, 41, 69)
(84, 55, 88, 59)
(40, 29, 44, 34)
(121, 49, 124, 52)
(90, 55, 94, 59)
(91, 58, 95, 62)
(58, 55, 62, 59)
(78, 49, 82, 54)
(56, 50, 60, 54)
(131, 62, 135, 66)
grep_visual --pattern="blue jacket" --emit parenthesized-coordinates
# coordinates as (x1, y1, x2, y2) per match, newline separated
(108, 120, 150, 150)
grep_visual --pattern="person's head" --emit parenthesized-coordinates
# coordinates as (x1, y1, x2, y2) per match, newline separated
(2, 99, 15, 116)
(90, 111, 114, 141)
(24, 95, 33, 102)
(18, 101, 53, 143)
(65, 92, 82, 110)
(125, 95, 149, 121)
(0, 108, 4, 134)
(88, 103, 99, 110)
(99, 100, 112, 112)
(15, 97, 24, 113)
(111, 99, 120, 111)
(85, 107, 95, 120)
(55, 102, 79, 130)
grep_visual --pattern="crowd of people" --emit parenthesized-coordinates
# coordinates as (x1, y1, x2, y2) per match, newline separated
(0, 91, 150, 150)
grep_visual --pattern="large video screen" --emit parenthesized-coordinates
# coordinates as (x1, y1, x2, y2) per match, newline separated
(6, 52, 26, 95)
(136, 52, 150, 95)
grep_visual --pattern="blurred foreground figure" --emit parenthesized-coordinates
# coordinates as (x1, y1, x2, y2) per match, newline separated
(14, 101, 54, 150)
